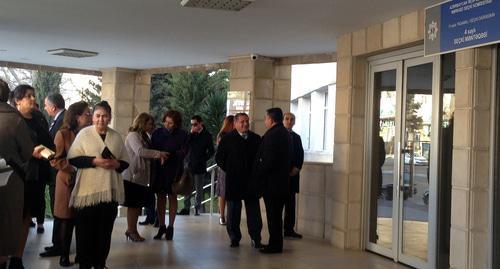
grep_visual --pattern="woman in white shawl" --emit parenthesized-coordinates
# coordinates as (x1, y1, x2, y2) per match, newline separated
(67, 101, 129, 269)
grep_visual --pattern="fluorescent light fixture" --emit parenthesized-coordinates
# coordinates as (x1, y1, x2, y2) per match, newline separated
(180, 0, 255, 11)
(47, 48, 98, 58)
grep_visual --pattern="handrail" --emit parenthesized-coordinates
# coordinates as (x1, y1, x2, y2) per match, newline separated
(176, 164, 219, 215)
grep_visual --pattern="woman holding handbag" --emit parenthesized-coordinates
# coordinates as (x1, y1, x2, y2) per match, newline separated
(151, 110, 188, 240)
(50, 101, 92, 267)
(122, 113, 168, 242)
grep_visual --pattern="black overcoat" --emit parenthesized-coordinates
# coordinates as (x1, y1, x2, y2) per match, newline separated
(215, 129, 261, 201)
(254, 123, 292, 198)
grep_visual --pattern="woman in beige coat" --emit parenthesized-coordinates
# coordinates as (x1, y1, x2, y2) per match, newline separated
(50, 101, 92, 267)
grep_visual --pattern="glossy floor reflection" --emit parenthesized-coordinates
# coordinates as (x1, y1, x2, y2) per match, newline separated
(23, 215, 410, 269)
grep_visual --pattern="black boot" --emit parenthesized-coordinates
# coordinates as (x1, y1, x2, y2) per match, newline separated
(165, 226, 174, 240)
(59, 219, 75, 267)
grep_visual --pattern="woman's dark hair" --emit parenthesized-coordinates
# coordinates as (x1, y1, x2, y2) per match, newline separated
(61, 101, 89, 131)
(162, 110, 182, 128)
(94, 100, 112, 115)
(12, 84, 35, 102)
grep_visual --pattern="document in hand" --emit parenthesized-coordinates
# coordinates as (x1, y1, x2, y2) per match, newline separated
(35, 145, 55, 160)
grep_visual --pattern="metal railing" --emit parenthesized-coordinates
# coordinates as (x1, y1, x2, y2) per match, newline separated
(176, 164, 218, 215)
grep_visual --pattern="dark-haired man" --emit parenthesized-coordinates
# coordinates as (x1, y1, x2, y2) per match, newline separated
(216, 113, 263, 248)
(180, 115, 214, 215)
(254, 107, 292, 254)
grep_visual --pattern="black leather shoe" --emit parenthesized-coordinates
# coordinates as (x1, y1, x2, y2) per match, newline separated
(284, 231, 303, 239)
(39, 248, 62, 257)
(44, 245, 56, 251)
(36, 226, 45, 234)
(154, 225, 167, 240)
(177, 208, 190, 215)
(59, 256, 71, 267)
(251, 240, 264, 249)
(230, 240, 239, 248)
(259, 246, 282, 254)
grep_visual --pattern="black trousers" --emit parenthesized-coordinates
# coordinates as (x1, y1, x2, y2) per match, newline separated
(75, 202, 117, 269)
(264, 196, 286, 250)
(283, 192, 297, 232)
(226, 198, 262, 243)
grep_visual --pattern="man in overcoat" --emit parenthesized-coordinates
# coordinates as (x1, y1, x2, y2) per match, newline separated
(215, 113, 263, 248)
(254, 108, 292, 254)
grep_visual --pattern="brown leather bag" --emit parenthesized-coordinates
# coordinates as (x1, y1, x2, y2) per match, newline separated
(172, 168, 193, 196)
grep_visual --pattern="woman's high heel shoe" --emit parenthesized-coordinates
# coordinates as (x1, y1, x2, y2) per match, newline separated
(125, 231, 145, 242)
(165, 226, 174, 240)
(154, 225, 167, 240)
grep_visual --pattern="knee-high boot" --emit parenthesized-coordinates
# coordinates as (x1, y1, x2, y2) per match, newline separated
(59, 219, 75, 267)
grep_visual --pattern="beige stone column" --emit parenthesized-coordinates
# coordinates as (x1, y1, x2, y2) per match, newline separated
(229, 56, 291, 136)
(450, 47, 493, 269)
(331, 34, 366, 249)
(101, 68, 151, 136)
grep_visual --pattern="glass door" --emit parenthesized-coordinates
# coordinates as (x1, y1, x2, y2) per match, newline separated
(398, 56, 439, 269)
(367, 62, 402, 259)
(366, 53, 440, 269)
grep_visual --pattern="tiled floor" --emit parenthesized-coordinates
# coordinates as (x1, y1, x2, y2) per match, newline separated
(22, 215, 410, 269)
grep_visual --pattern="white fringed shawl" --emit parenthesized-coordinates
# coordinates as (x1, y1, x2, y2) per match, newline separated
(67, 126, 129, 208)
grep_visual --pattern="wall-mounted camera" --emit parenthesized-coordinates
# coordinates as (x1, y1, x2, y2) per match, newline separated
(250, 54, 258, 60)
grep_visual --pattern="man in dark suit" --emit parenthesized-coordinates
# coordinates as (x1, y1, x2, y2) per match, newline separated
(216, 113, 263, 248)
(39, 93, 65, 257)
(254, 108, 292, 254)
(283, 112, 304, 239)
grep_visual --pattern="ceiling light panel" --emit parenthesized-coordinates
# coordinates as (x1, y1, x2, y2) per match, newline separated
(47, 48, 98, 58)
(180, 0, 255, 11)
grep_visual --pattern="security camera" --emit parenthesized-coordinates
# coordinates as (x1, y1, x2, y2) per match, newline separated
(250, 54, 258, 60)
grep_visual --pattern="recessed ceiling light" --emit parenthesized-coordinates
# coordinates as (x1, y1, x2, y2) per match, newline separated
(180, 0, 255, 11)
(47, 48, 98, 58)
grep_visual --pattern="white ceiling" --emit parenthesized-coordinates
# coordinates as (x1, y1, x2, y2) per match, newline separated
(0, 0, 442, 71)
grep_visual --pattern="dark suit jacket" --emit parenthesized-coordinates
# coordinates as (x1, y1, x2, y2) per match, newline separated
(187, 127, 214, 174)
(254, 123, 292, 199)
(49, 110, 65, 139)
(289, 131, 304, 193)
(215, 129, 261, 201)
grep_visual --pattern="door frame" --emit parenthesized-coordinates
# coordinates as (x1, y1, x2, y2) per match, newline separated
(364, 47, 440, 269)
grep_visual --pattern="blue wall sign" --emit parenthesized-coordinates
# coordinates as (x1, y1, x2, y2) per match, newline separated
(425, 0, 500, 55)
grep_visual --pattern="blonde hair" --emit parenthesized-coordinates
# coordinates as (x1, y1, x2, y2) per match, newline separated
(129, 113, 154, 133)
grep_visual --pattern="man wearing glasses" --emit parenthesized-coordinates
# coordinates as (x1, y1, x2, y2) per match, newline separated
(179, 115, 214, 215)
